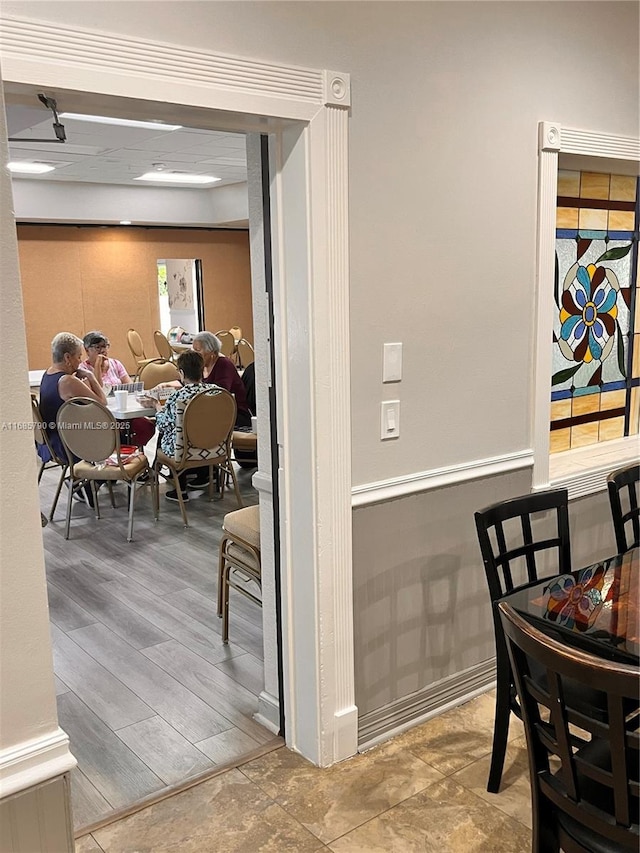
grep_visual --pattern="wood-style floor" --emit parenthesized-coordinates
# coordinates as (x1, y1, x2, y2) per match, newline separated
(37, 463, 269, 831)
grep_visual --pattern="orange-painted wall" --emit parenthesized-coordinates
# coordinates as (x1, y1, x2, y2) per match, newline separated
(17, 225, 253, 373)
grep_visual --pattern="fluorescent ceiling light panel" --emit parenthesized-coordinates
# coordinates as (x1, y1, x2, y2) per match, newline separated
(134, 172, 220, 184)
(8, 161, 55, 174)
(59, 113, 182, 131)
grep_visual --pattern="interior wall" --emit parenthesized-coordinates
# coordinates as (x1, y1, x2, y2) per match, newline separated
(0, 69, 66, 798)
(3, 0, 638, 739)
(17, 225, 253, 372)
(8, 1, 638, 483)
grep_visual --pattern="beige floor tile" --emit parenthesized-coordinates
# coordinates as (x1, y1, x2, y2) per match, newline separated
(391, 692, 522, 775)
(240, 739, 444, 844)
(91, 768, 324, 853)
(76, 836, 106, 853)
(327, 776, 532, 852)
(451, 735, 532, 829)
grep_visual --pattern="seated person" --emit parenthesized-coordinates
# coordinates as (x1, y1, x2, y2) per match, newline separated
(81, 330, 154, 447)
(192, 331, 252, 428)
(80, 330, 131, 386)
(145, 350, 210, 504)
(39, 332, 107, 506)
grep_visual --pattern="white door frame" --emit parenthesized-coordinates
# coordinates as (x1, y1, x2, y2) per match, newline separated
(0, 15, 357, 766)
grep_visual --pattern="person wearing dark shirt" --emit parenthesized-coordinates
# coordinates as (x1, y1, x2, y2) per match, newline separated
(192, 331, 251, 428)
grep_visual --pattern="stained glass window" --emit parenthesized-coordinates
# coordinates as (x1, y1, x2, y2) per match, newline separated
(550, 171, 640, 453)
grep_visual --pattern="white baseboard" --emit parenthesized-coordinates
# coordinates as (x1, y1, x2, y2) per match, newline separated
(352, 450, 533, 507)
(255, 690, 281, 734)
(0, 728, 76, 799)
(357, 659, 496, 750)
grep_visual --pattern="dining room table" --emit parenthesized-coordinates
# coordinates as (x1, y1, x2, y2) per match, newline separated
(106, 395, 156, 419)
(500, 546, 639, 665)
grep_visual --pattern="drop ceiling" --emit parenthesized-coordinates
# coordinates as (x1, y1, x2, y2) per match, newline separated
(6, 103, 247, 188)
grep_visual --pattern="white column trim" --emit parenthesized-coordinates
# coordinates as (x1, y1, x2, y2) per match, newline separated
(0, 16, 355, 767)
(532, 122, 640, 495)
(352, 449, 533, 507)
(0, 728, 76, 799)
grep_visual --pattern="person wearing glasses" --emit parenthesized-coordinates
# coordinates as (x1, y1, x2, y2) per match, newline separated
(80, 331, 132, 387)
(80, 330, 154, 447)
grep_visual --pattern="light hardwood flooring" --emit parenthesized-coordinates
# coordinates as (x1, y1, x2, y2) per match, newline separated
(37, 462, 271, 831)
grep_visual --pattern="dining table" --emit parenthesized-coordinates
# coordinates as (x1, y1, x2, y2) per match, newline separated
(106, 395, 155, 419)
(500, 546, 639, 665)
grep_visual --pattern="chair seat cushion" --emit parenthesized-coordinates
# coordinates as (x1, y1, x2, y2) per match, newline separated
(75, 455, 148, 480)
(233, 431, 257, 452)
(223, 505, 260, 548)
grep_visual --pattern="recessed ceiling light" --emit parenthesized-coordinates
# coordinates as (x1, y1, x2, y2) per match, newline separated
(8, 161, 55, 174)
(59, 113, 182, 131)
(120, 220, 132, 225)
(134, 172, 221, 184)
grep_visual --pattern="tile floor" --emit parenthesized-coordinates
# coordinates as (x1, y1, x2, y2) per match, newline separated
(75, 691, 534, 852)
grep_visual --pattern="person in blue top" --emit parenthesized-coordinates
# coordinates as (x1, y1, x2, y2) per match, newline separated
(38, 332, 107, 506)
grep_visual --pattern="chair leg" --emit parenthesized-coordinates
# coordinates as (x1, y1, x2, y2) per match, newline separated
(127, 476, 137, 542)
(152, 462, 160, 520)
(172, 470, 189, 527)
(487, 652, 512, 793)
(107, 482, 116, 508)
(37, 460, 45, 484)
(222, 563, 231, 643)
(64, 477, 74, 539)
(208, 464, 215, 501)
(91, 481, 100, 519)
(228, 463, 243, 509)
(49, 465, 68, 521)
(218, 537, 228, 617)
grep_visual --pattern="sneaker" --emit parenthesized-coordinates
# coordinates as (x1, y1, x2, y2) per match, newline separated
(186, 477, 210, 490)
(165, 489, 189, 503)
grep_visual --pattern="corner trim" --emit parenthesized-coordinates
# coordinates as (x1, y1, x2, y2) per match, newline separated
(0, 728, 76, 799)
(358, 659, 496, 750)
(351, 449, 533, 507)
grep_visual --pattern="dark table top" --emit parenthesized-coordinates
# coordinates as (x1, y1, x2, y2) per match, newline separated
(501, 547, 639, 665)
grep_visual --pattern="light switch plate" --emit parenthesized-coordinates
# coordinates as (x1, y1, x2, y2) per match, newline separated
(383, 342, 402, 382)
(381, 400, 400, 439)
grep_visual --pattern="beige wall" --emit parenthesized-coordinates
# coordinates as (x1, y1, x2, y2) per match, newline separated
(17, 225, 253, 373)
(3, 0, 638, 744)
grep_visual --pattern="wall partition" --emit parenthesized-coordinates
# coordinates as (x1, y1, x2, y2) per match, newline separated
(17, 225, 253, 373)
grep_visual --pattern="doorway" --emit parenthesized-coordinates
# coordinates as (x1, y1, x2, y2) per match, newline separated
(0, 22, 356, 839)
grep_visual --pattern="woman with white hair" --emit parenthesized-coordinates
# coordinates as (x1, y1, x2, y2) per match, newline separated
(192, 331, 251, 428)
(38, 332, 107, 506)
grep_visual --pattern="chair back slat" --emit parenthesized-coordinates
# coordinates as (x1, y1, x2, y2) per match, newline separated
(173, 388, 236, 465)
(499, 602, 640, 850)
(138, 359, 180, 390)
(214, 330, 236, 358)
(31, 396, 68, 466)
(608, 464, 640, 553)
(475, 490, 571, 600)
(153, 330, 174, 361)
(57, 398, 118, 465)
(127, 328, 146, 360)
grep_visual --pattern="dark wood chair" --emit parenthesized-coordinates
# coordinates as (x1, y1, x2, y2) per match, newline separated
(474, 489, 571, 793)
(499, 602, 639, 852)
(607, 463, 640, 553)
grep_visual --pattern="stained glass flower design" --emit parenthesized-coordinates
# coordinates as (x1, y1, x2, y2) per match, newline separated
(558, 262, 620, 365)
(543, 564, 606, 632)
